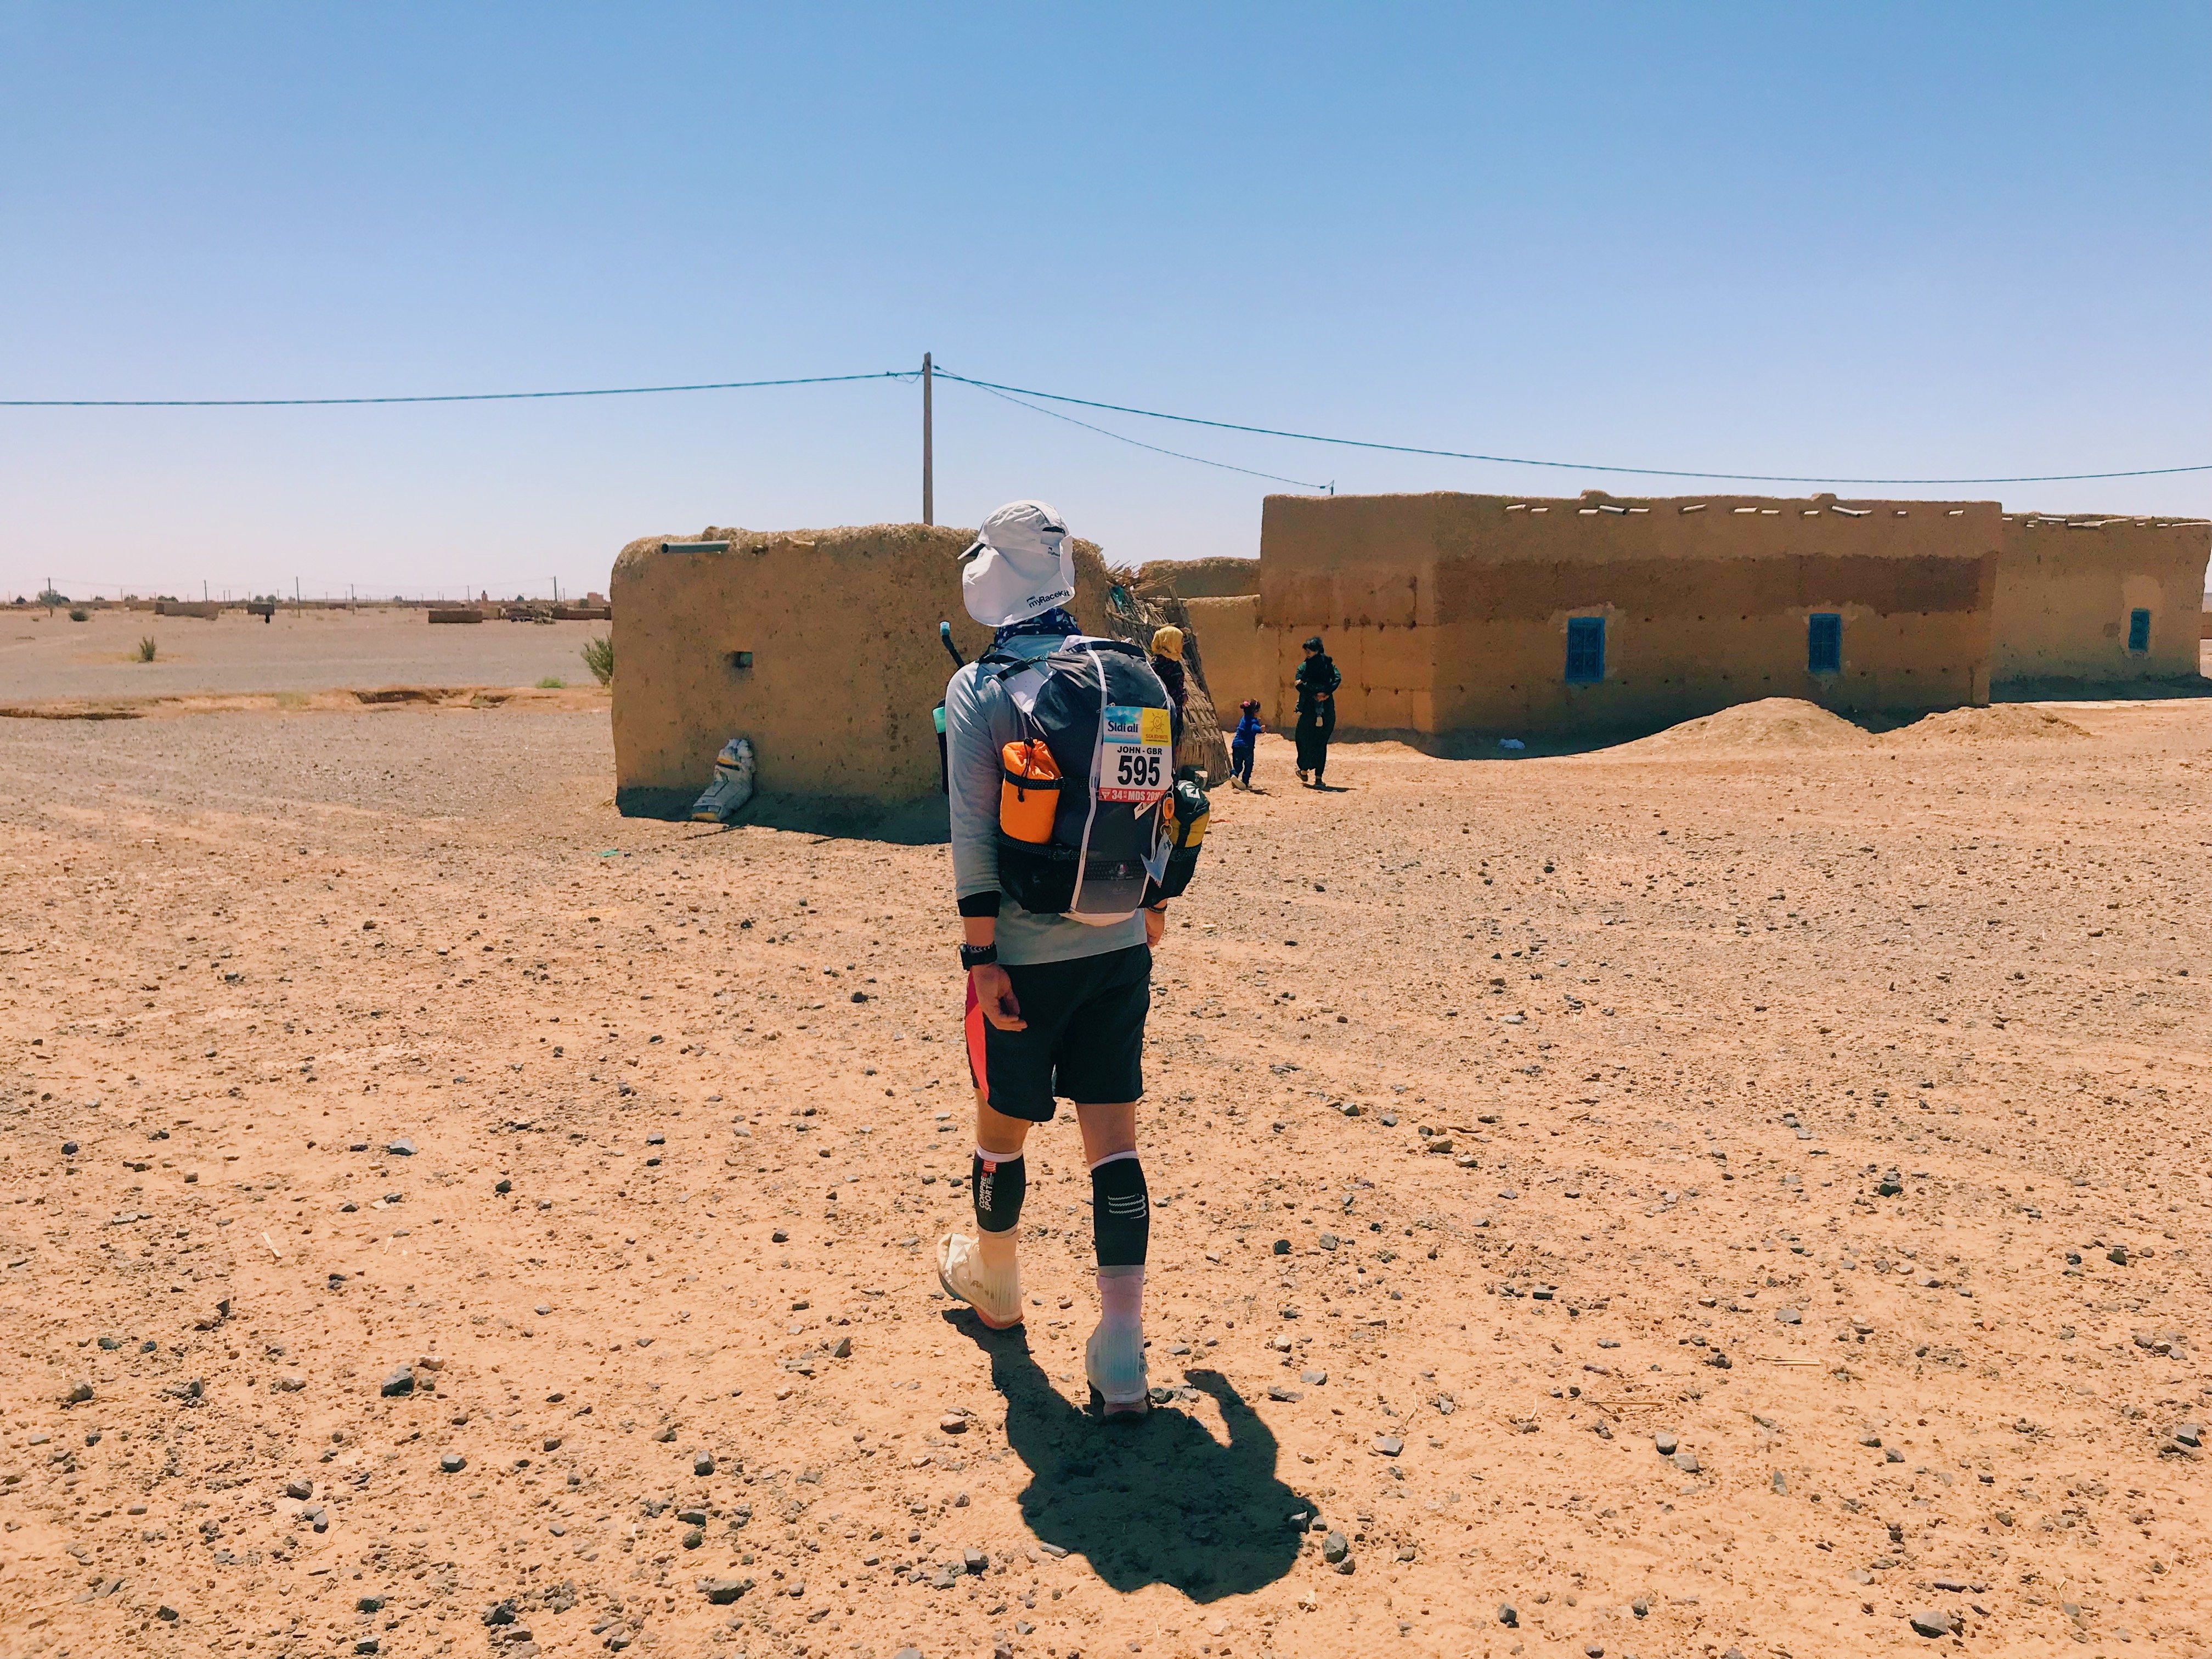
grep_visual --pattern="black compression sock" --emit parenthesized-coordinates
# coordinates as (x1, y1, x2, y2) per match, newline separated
(972, 1149, 1026, 1234)
(1090, 1153, 1149, 1268)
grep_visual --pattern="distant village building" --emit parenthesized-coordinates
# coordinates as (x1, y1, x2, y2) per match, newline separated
(609, 497, 2208, 824)
(610, 524, 1226, 828)
(1169, 491, 2209, 736)
(1991, 510, 2208, 686)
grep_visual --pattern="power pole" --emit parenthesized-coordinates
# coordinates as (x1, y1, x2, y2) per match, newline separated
(921, 352, 934, 526)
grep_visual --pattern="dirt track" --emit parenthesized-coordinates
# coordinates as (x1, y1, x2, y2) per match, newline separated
(2, 686, 2208, 1659)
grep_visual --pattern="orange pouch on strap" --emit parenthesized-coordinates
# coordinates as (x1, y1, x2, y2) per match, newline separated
(999, 740, 1063, 844)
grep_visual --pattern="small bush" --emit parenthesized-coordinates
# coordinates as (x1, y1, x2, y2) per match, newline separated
(68, 608, 89, 622)
(582, 636, 613, 686)
(535, 676, 565, 690)
(135, 636, 157, 662)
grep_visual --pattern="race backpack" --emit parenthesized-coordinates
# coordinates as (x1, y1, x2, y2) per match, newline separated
(981, 636, 1209, 922)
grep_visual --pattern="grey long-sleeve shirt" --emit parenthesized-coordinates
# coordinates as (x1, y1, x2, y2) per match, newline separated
(945, 633, 1148, 967)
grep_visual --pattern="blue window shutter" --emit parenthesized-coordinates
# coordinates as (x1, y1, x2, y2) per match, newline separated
(1807, 613, 1842, 674)
(1565, 617, 1605, 683)
(2126, 608, 2151, 652)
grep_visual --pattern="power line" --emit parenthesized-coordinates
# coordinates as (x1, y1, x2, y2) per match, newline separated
(932, 369, 2212, 487)
(0, 370, 914, 408)
(953, 377, 1331, 491)
(4, 358, 2207, 486)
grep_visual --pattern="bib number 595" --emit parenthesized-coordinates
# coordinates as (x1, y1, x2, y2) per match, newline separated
(1115, 749, 1161, 789)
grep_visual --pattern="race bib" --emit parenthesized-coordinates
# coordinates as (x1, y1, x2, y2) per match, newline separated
(1098, 704, 1172, 802)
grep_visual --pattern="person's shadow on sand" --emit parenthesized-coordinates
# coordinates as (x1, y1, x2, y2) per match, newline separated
(950, 1317, 1310, 1600)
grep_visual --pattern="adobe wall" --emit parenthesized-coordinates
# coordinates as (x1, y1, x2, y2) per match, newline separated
(1991, 512, 2211, 684)
(1183, 595, 1269, 714)
(1133, 556, 1261, 600)
(610, 524, 1117, 819)
(1255, 490, 2000, 736)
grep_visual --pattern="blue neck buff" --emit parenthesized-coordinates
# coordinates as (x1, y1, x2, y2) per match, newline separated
(993, 606, 1081, 648)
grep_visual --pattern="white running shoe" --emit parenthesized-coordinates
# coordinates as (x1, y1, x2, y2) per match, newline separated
(1085, 1320, 1148, 1415)
(936, 1232, 1022, 1329)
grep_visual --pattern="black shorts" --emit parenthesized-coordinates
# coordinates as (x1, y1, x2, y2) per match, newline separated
(964, 944, 1150, 1122)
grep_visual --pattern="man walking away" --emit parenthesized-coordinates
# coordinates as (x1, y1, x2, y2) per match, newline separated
(1294, 635, 1340, 787)
(936, 500, 1167, 1418)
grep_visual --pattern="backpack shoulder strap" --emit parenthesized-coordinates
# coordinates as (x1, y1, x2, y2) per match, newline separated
(1065, 636, 1148, 663)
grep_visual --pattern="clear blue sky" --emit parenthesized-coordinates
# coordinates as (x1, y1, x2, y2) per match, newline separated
(2, 3, 2205, 601)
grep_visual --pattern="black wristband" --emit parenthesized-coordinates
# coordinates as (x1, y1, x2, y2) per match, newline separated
(957, 891, 1003, 918)
(960, 942, 999, 970)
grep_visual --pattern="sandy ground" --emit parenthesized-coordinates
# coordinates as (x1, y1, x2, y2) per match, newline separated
(1, 674, 2208, 1659)
(0, 608, 609, 703)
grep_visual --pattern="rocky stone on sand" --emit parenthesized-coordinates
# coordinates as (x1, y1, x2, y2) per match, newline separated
(386, 1138, 416, 1156)
(693, 1453, 715, 1476)
(1909, 1609, 1959, 1638)
(1373, 1435, 1403, 1457)
(698, 1577, 753, 1605)
(1654, 1431, 1678, 1455)
(1498, 1604, 1518, 1627)
(379, 1365, 414, 1397)
(284, 1478, 312, 1500)
(440, 1453, 466, 1472)
(1321, 1530, 1349, 1564)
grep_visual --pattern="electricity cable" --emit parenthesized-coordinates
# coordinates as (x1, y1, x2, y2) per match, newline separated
(951, 376, 1330, 490)
(930, 369, 2212, 487)
(0, 370, 915, 408)
(4, 358, 2208, 485)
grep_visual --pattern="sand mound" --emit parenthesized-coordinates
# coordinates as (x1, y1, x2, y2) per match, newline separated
(1618, 697, 1874, 754)
(1886, 705, 2093, 746)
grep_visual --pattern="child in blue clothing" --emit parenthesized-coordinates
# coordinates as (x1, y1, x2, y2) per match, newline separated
(1229, 698, 1262, 789)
